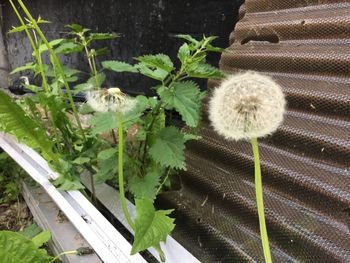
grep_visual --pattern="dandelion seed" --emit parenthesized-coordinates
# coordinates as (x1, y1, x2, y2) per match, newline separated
(86, 88, 136, 113)
(209, 71, 286, 140)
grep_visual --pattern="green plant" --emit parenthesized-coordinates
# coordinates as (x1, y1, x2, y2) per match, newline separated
(208, 72, 286, 263)
(0, 229, 52, 262)
(0, 152, 24, 204)
(4, 0, 226, 258)
(85, 35, 225, 258)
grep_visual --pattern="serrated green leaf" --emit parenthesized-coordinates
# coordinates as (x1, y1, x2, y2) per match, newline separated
(98, 148, 118, 160)
(134, 54, 174, 73)
(0, 91, 57, 162)
(178, 43, 190, 64)
(94, 47, 109, 56)
(89, 112, 117, 135)
(73, 82, 94, 95)
(31, 231, 51, 248)
(186, 63, 225, 79)
(87, 72, 106, 87)
(65, 24, 87, 33)
(149, 126, 186, 170)
(10, 63, 36, 75)
(89, 33, 118, 41)
(34, 38, 64, 56)
(0, 231, 52, 263)
(135, 62, 168, 81)
(73, 156, 91, 165)
(158, 81, 202, 127)
(54, 42, 83, 54)
(129, 172, 161, 200)
(102, 60, 138, 73)
(176, 34, 199, 44)
(131, 199, 175, 254)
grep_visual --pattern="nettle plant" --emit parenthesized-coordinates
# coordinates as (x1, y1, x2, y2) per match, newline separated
(0, 0, 225, 259)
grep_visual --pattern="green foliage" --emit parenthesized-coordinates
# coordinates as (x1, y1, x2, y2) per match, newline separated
(0, 91, 57, 162)
(0, 231, 52, 263)
(5, 3, 225, 258)
(31, 231, 51, 248)
(149, 127, 186, 170)
(158, 81, 202, 127)
(102, 60, 138, 73)
(0, 152, 24, 204)
(128, 171, 161, 200)
(131, 199, 175, 255)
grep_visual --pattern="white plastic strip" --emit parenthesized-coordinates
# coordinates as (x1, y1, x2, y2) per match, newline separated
(81, 177, 201, 263)
(0, 133, 146, 263)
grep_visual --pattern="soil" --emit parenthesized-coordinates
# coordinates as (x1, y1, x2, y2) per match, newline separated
(0, 201, 33, 231)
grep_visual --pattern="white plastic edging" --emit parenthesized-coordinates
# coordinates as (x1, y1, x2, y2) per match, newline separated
(0, 133, 147, 263)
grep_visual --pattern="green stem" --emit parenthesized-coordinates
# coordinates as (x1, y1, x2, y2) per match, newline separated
(9, 0, 63, 151)
(17, 0, 86, 142)
(155, 168, 171, 195)
(251, 138, 272, 263)
(117, 112, 135, 230)
(49, 250, 77, 263)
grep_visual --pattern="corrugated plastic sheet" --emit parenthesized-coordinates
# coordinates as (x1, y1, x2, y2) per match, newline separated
(158, 1, 350, 262)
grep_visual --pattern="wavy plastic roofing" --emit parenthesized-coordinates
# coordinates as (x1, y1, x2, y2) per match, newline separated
(158, 1, 350, 262)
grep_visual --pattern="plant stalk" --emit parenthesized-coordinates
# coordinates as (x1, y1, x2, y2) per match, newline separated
(251, 137, 272, 263)
(17, 0, 87, 142)
(117, 112, 135, 230)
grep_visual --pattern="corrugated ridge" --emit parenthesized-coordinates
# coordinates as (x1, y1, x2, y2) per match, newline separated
(245, 0, 348, 13)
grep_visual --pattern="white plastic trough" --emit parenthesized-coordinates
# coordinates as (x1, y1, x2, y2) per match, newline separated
(0, 132, 200, 263)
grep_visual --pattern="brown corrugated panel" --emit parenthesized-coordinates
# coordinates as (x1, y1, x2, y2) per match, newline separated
(158, 1, 350, 262)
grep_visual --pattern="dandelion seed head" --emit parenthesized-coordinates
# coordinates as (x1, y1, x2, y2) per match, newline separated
(209, 71, 286, 140)
(86, 88, 136, 113)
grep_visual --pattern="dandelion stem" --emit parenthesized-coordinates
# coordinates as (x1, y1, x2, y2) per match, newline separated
(117, 112, 135, 230)
(251, 137, 272, 263)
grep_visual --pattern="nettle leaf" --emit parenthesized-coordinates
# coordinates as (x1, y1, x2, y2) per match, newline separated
(135, 63, 168, 81)
(102, 60, 138, 73)
(158, 81, 202, 127)
(87, 72, 106, 87)
(134, 54, 174, 73)
(131, 199, 175, 254)
(176, 34, 199, 45)
(65, 23, 86, 33)
(54, 42, 83, 54)
(10, 62, 36, 75)
(89, 32, 118, 41)
(0, 231, 52, 263)
(0, 91, 57, 162)
(98, 148, 118, 160)
(73, 82, 94, 95)
(186, 63, 225, 79)
(35, 38, 64, 55)
(178, 43, 190, 64)
(149, 126, 186, 170)
(89, 112, 117, 135)
(128, 172, 161, 200)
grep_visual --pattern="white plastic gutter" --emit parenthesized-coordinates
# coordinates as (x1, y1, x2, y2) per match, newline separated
(0, 132, 146, 263)
(0, 132, 201, 263)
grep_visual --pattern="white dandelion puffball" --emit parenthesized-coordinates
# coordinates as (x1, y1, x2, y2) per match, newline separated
(209, 71, 286, 141)
(86, 88, 137, 113)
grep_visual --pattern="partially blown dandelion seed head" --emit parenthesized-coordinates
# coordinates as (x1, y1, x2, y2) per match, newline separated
(86, 88, 136, 113)
(209, 71, 286, 140)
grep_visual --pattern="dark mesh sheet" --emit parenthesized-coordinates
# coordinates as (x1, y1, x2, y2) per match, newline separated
(158, 1, 350, 262)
